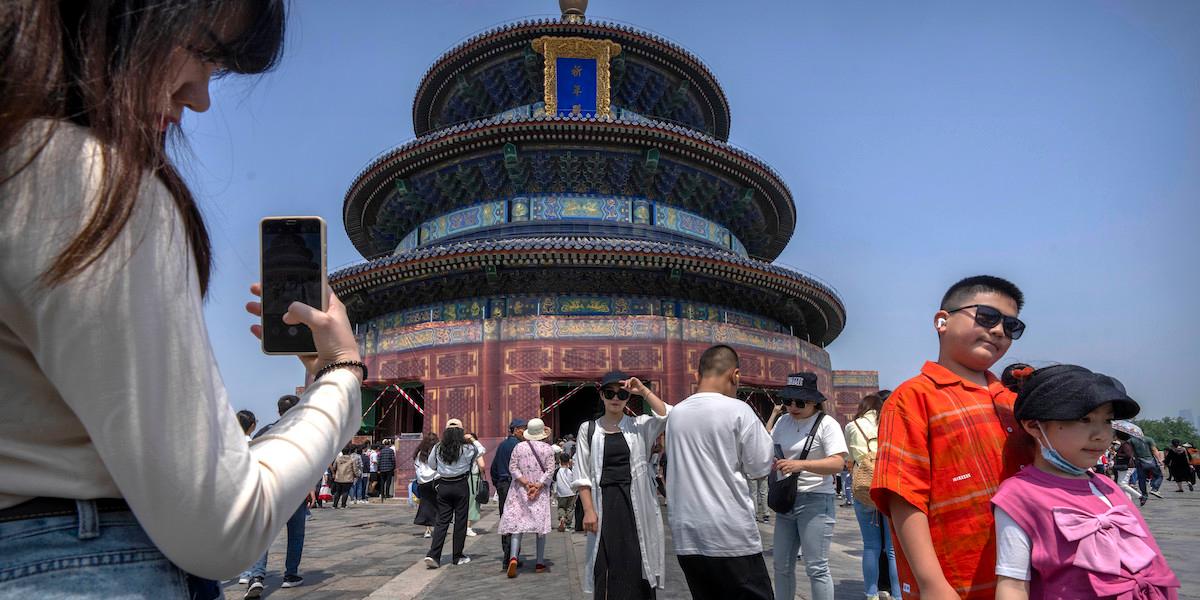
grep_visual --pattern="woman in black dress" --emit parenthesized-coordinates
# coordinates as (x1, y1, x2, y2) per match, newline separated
(574, 371, 670, 599)
(412, 432, 440, 536)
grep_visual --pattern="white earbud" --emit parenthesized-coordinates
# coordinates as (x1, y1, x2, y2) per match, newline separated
(937, 318, 947, 328)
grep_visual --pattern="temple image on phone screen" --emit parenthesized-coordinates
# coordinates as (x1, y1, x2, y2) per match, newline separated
(262, 225, 322, 352)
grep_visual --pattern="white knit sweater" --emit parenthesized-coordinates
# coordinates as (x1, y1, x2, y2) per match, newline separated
(0, 121, 360, 578)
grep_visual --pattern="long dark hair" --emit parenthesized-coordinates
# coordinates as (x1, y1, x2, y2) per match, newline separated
(853, 393, 884, 421)
(413, 431, 438, 462)
(438, 427, 466, 465)
(0, 1, 285, 296)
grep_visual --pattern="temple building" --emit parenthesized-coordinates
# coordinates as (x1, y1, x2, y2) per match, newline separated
(329, 2, 878, 461)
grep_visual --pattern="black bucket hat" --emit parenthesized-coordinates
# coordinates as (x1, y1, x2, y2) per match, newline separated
(778, 372, 826, 403)
(1013, 364, 1140, 421)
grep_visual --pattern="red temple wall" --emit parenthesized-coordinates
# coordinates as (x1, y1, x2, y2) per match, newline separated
(360, 315, 836, 481)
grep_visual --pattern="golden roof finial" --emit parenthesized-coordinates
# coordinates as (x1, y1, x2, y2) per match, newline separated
(559, 0, 587, 24)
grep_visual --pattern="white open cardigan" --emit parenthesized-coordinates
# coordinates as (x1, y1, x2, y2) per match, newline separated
(571, 405, 670, 593)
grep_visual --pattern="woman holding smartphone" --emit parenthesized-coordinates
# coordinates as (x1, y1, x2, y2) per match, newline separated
(770, 373, 849, 600)
(0, 2, 363, 597)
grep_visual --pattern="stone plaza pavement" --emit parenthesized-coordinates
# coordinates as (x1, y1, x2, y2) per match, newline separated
(223, 491, 1199, 600)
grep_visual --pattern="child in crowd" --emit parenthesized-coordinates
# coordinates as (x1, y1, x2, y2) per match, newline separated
(552, 453, 577, 532)
(992, 365, 1179, 599)
(871, 275, 1035, 599)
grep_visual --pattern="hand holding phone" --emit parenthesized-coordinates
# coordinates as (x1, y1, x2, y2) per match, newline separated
(248, 216, 363, 379)
(246, 283, 361, 378)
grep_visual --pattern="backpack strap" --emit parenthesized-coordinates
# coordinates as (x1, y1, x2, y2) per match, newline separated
(853, 419, 878, 453)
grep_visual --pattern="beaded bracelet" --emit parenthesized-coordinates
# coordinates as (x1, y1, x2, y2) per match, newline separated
(315, 360, 367, 382)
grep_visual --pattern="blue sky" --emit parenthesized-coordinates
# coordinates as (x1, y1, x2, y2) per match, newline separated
(183, 1, 1199, 425)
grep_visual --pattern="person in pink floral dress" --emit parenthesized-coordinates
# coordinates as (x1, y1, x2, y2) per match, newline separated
(498, 417, 557, 578)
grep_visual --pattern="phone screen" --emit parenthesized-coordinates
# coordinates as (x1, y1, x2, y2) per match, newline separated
(261, 218, 325, 354)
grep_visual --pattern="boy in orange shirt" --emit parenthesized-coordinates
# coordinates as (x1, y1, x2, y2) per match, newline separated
(871, 276, 1035, 599)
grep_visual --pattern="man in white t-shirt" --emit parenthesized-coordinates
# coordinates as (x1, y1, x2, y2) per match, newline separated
(666, 345, 774, 600)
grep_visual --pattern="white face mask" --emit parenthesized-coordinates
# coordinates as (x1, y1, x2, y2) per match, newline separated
(1036, 423, 1088, 476)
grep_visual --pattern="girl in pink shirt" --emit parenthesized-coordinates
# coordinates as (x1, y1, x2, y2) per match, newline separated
(992, 365, 1179, 600)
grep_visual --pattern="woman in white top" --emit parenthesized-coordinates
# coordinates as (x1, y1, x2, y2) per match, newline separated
(0, 2, 363, 598)
(574, 371, 670, 598)
(844, 392, 901, 600)
(769, 373, 848, 600)
(423, 419, 478, 568)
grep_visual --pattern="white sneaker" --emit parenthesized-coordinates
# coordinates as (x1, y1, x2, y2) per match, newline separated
(237, 577, 249, 585)
(455, 556, 472, 565)
(466, 528, 477, 537)
(423, 530, 432, 538)
(424, 556, 439, 569)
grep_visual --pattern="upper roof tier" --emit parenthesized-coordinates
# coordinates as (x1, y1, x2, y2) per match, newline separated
(343, 114, 797, 262)
(413, 18, 731, 140)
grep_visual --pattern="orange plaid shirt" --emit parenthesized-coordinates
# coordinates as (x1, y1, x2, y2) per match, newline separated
(870, 361, 1034, 599)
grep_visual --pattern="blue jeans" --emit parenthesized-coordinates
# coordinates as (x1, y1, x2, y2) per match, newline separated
(853, 502, 900, 597)
(241, 502, 307, 579)
(0, 501, 191, 598)
(773, 492, 836, 600)
(1131, 463, 1164, 496)
(352, 475, 368, 500)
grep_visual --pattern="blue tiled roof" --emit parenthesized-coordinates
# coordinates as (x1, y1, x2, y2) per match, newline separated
(330, 235, 839, 303)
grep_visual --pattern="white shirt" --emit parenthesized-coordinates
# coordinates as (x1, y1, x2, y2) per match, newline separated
(414, 458, 438, 484)
(666, 392, 774, 557)
(553, 465, 576, 497)
(771, 412, 848, 494)
(0, 121, 360, 579)
(469, 440, 486, 474)
(994, 481, 1113, 580)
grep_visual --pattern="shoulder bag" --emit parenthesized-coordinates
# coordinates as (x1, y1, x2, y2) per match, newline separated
(768, 413, 825, 514)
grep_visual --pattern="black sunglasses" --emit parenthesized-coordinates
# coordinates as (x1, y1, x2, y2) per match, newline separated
(947, 304, 1025, 340)
(601, 388, 631, 401)
(779, 398, 811, 408)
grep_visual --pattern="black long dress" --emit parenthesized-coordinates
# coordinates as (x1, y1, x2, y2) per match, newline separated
(594, 432, 655, 599)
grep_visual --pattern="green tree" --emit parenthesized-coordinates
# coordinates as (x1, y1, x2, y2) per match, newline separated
(1132, 417, 1199, 446)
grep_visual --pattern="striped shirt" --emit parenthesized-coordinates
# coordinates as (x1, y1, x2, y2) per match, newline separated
(870, 361, 1034, 599)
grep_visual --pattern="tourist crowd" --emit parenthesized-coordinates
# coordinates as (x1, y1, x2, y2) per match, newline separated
(228, 278, 1183, 600)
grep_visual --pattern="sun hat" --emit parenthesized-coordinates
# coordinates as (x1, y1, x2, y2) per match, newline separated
(778, 372, 825, 403)
(523, 418, 550, 441)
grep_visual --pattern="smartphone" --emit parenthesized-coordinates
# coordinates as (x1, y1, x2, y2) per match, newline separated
(260, 216, 327, 355)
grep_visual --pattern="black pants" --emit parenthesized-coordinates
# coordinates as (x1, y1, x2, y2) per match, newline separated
(332, 482, 352, 508)
(495, 479, 512, 560)
(427, 477, 469, 564)
(574, 495, 584, 531)
(378, 471, 394, 498)
(677, 554, 774, 600)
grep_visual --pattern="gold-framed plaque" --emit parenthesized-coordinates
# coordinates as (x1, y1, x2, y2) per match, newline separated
(532, 36, 622, 118)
